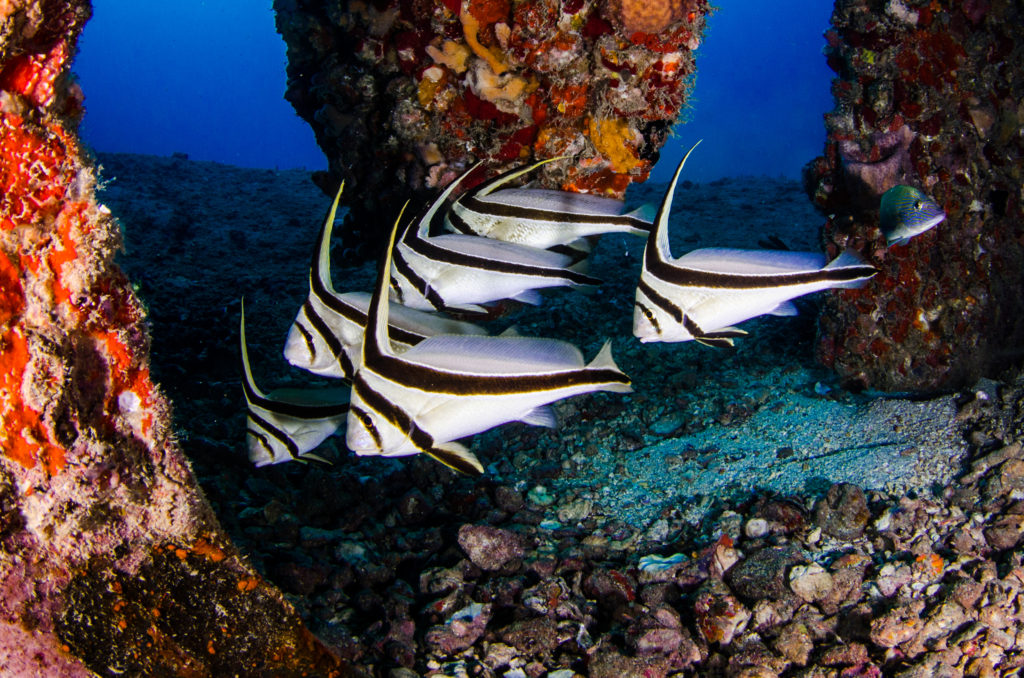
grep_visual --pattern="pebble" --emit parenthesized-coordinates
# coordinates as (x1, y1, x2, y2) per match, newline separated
(726, 545, 806, 601)
(744, 518, 769, 538)
(556, 498, 592, 524)
(457, 525, 526, 571)
(788, 563, 834, 602)
(527, 485, 556, 507)
(814, 483, 870, 540)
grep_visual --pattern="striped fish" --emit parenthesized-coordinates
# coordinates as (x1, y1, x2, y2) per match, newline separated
(445, 159, 655, 250)
(241, 300, 349, 467)
(284, 182, 487, 380)
(346, 207, 633, 475)
(391, 166, 603, 314)
(634, 142, 878, 347)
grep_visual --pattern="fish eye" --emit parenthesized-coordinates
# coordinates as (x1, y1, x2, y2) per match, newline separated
(914, 200, 923, 209)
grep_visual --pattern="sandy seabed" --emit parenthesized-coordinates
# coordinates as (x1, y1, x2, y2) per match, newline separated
(96, 151, 1024, 677)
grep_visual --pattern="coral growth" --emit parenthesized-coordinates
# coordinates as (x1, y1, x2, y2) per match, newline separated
(805, 0, 1024, 392)
(274, 0, 709, 257)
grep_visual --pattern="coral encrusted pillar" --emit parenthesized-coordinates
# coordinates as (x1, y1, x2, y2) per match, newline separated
(805, 0, 1024, 392)
(274, 0, 710, 258)
(0, 2, 359, 675)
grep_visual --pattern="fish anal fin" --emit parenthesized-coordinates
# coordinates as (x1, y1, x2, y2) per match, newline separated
(768, 300, 798, 317)
(426, 442, 484, 476)
(520, 406, 557, 428)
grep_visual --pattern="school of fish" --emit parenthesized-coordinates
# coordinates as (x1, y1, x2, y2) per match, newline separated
(242, 142, 945, 474)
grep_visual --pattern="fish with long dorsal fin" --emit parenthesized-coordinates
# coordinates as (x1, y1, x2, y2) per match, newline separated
(390, 166, 602, 314)
(345, 204, 633, 475)
(633, 142, 878, 346)
(284, 181, 487, 380)
(880, 185, 945, 247)
(240, 299, 349, 466)
(444, 158, 655, 249)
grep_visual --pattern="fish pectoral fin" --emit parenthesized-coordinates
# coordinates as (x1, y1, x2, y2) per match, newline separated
(425, 442, 484, 476)
(520, 405, 557, 428)
(511, 289, 543, 305)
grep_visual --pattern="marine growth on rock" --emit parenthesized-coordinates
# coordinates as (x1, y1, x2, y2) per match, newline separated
(804, 0, 1024, 392)
(273, 0, 709, 258)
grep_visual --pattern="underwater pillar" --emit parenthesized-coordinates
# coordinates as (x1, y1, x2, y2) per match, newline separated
(805, 0, 1024, 392)
(274, 0, 710, 258)
(0, 2, 357, 675)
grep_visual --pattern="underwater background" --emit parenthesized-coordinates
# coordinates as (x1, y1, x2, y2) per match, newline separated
(72, 0, 833, 182)
(13, 0, 1018, 674)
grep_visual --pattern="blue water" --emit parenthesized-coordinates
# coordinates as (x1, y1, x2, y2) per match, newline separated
(73, 0, 833, 182)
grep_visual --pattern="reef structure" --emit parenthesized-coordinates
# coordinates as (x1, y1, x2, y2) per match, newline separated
(273, 0, 709, 258)
(804, 0, 1024, 392)
(0, 2, 358, 675)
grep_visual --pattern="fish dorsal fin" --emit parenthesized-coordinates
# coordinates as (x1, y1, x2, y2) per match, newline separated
(426, 441, 484, 475)
(369, 203, 410, 360)
(239, 298, 266, 401)
(474, 156, 567, 198)
(415, 164, 482, 238)
(651, 140, 702, 261)
(315, 181, 345, 297)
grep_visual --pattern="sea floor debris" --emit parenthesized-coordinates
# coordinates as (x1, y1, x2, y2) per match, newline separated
(99, 152, 1024, 675)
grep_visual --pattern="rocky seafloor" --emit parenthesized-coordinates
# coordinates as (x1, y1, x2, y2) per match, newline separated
(96, 150, 1024, 677)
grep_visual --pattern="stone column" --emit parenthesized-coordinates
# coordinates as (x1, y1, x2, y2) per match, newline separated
(0, 2, 359, 674)
(805, 0, 1024, 392)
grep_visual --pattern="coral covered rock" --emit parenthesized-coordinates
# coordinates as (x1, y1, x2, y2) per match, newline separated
(805, 0, 1024, 392)
(0, 1, 358, 675)
(274, 0, 709, 257)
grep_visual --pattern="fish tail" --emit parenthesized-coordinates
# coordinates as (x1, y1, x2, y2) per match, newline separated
(823, 249, 865, 269)
(824, 249, 877, 289)
(588, 341, 633, 392)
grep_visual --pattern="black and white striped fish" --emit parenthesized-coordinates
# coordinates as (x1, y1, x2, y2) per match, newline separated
(445, 159, 655, 250)
(241, 300, 349, 467)
(391, 167, 603, 314)
(284, 182, 487, 380)
(634, 142, 878, 347)
(346, 207, 633, 475)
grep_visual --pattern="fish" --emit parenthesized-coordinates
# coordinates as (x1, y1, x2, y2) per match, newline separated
(880, 185, 946, 246)
(240, 300, 350, 467)
(390, 166, 603, 314)
(284, 181, 487, 380)
(445, 159, 655, 249)
(634, 142, 878, 346)
(346, 206, 633, 475)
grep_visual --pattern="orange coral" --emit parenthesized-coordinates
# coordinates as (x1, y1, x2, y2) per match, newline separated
(0, 112, 76, 230)
(587, 116, 641, 172)
(0, 326, 64, 473)
(0, 40, 70, 109)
